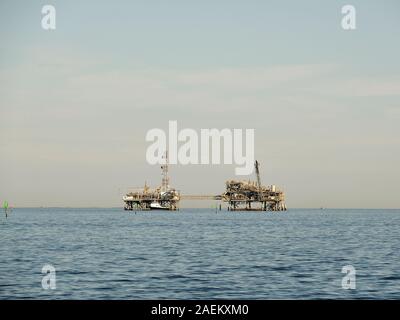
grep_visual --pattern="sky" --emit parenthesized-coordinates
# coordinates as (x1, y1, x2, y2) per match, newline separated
(0, 0, 399, 208)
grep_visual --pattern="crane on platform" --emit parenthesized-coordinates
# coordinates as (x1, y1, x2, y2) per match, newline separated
(254, 160, 263, 201)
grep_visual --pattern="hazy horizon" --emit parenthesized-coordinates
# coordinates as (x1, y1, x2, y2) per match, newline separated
(8, 206, 400, 210)
(1, 0, 400, 208)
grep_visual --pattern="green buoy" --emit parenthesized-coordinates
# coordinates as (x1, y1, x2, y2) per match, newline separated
(3, 201, 9, 218)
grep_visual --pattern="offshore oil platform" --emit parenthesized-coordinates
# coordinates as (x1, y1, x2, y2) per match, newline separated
(222, 161, 286, 211)
(123, 153, 286, 211)
(123, 152, 180, 210)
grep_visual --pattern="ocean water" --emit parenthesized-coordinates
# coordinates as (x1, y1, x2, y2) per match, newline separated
(0, 208, 399, 300)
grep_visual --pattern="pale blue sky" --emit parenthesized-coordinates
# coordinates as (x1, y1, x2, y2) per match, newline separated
(0, 1, 399, 207)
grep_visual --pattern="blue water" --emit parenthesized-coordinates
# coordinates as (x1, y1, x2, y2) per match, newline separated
(0, 208, 399, 299)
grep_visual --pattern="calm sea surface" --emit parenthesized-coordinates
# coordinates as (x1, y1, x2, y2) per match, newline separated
(0, 208, 399, 299)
